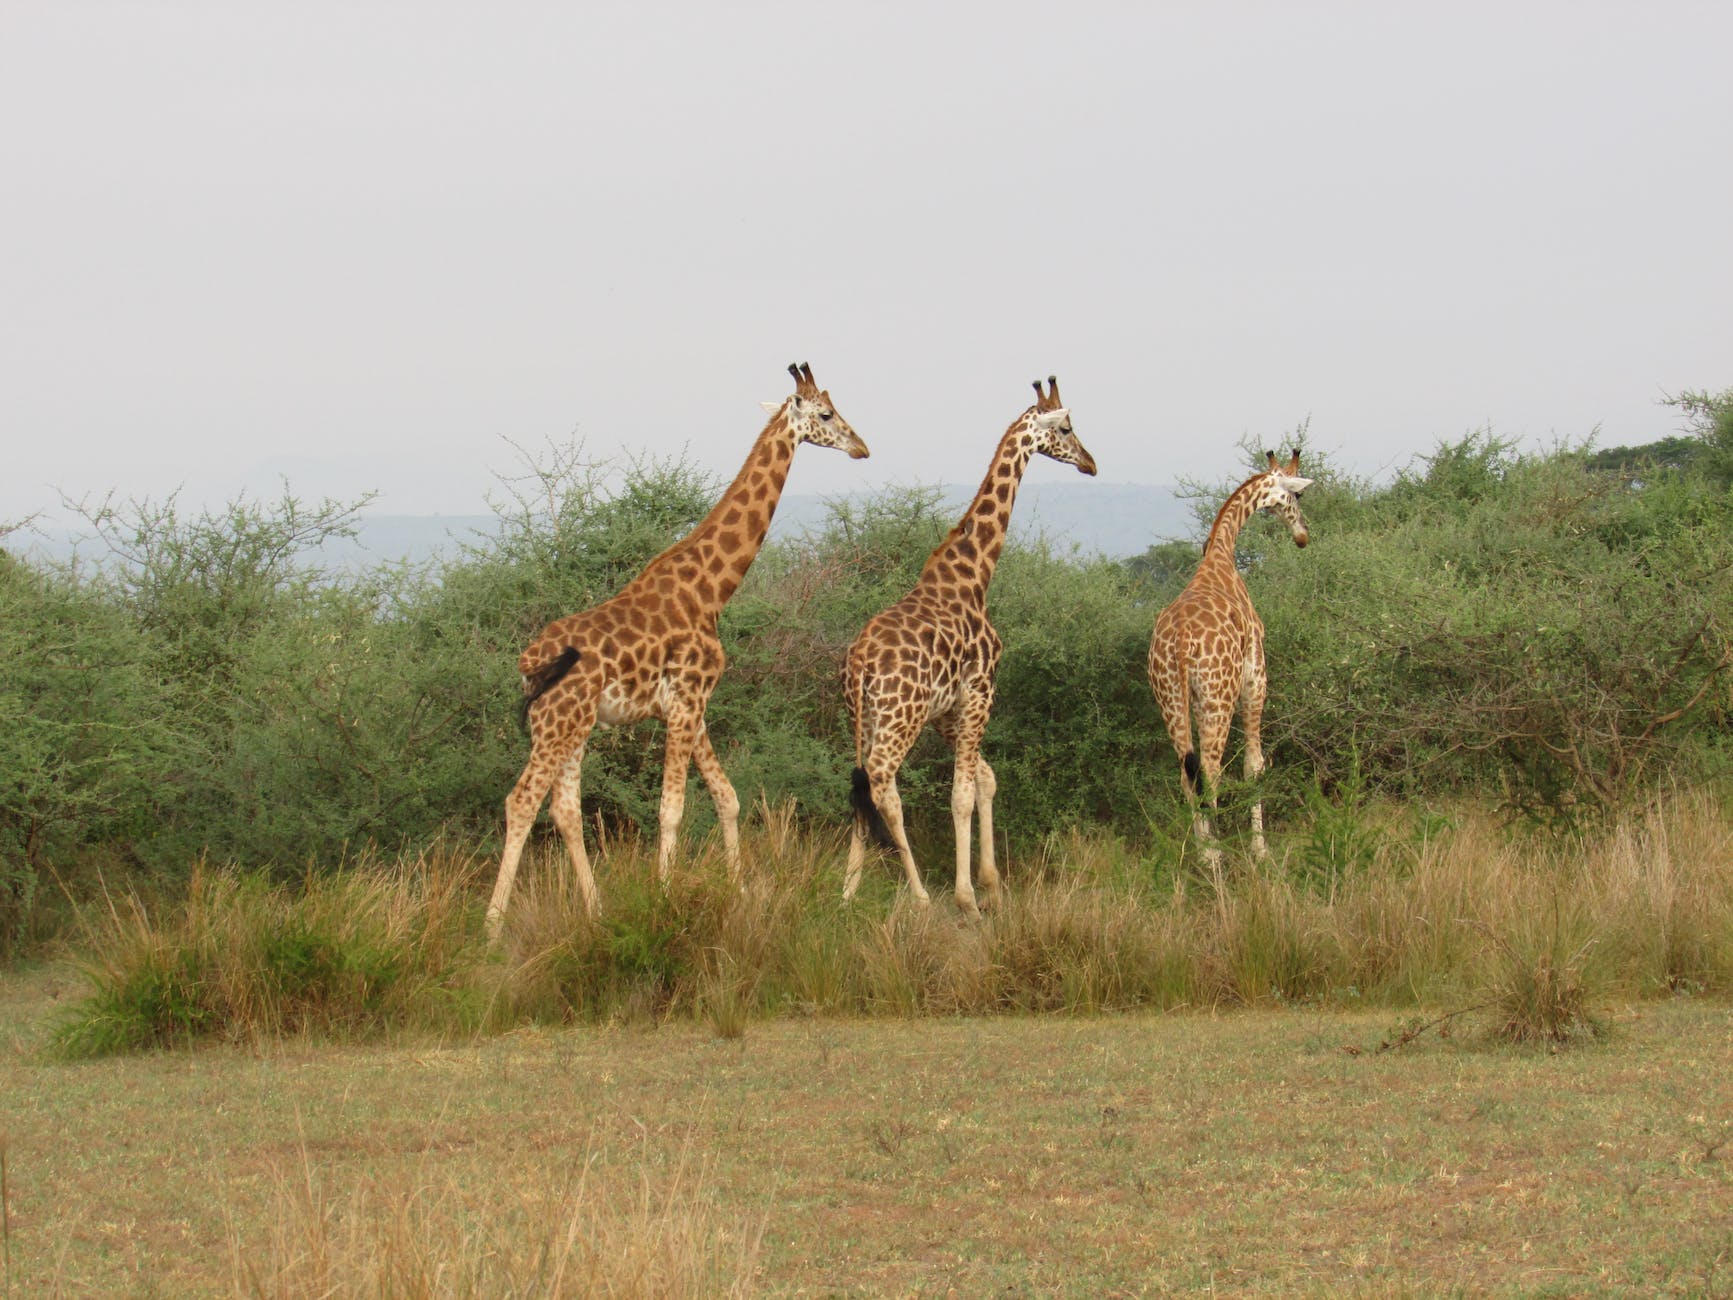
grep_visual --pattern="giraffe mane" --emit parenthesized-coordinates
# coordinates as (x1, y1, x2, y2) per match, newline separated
(918, 518, 972, 574)
(1206, 469, 1269, 537)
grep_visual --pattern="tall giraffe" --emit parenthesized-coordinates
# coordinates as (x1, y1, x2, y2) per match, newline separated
(485, 363, 869, 940)
(842, 377, 1096, 918)
(1147, 450, 1312, 866)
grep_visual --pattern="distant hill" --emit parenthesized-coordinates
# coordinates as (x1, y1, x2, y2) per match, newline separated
(15, 483, 1190, 570)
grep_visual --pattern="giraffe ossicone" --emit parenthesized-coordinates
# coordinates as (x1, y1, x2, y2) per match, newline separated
(1148, 448, 1312, 873)
(484, 362, 869, 943)
(841, 375, 1096, 919)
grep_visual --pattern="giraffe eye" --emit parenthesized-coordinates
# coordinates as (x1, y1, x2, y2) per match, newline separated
(820, 411, 834, 422)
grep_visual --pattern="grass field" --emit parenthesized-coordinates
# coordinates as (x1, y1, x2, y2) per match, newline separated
(4, 959, 1732, 1297)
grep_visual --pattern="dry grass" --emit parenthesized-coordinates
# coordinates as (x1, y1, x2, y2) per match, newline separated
(4, 974, 1732, 1296)
(232, 1136, 761, 1299)
(45, 789, 1733, 1057)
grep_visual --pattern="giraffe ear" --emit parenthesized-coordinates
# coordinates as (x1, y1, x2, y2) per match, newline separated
(760, 400, 781, 414)
(1279, 475, 1314, 494)
(1034, 408, 1070, 430)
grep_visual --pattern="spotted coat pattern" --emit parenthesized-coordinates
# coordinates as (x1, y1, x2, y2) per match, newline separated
(1147, 450, 1311, 867)
(842, 377, 1096, 918)
(485, 364, 869, 940)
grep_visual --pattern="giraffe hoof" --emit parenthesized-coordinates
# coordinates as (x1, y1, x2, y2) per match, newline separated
(955, 894, 982, 921)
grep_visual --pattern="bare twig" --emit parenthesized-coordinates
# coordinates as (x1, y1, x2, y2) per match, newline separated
(1376, 1001, 1496, 1053)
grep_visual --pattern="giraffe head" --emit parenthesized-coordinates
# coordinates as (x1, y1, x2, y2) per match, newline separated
(761, 361, 870, 459)
(1023, 375, 1097, 476)
(1252, 449, 1313, 548)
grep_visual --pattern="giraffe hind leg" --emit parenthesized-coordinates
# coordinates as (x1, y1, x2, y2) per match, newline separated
(489, 687, 597, 943)
(1194, 700, 1231, 881)
(865, 768, 930, 907)
(546, 745, 598, 918)
(488, 751, 562, 943)
(1241, 657, 1271, 860)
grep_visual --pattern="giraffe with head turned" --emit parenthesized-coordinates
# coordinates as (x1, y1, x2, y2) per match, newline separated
(843, 376, 1096, 918)
(485, 362, 869, 941)
(1148, 449, 1312, 867)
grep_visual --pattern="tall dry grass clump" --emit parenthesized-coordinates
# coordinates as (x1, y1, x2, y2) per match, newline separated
(56, 844, 489, 1056)
(1585, 789, 1733, 995)
(231, 1143, 761, 1299)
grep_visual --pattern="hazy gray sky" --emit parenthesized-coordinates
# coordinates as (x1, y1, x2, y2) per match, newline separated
(4, 2, 1730, 527)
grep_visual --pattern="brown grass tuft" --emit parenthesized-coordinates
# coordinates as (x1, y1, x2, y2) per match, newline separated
(230, 1138, 761, 1299)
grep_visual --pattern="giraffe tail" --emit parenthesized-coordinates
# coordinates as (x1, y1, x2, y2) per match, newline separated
(519, 646, 580, 732)
(1181, 750, 1202, 799)
(851, 767, 896, 849)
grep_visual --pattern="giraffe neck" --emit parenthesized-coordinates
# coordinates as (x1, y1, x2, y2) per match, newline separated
(916, 425, 1032, 599)
(1193, 476, 1262, 586)
(648, 414, 798, 611)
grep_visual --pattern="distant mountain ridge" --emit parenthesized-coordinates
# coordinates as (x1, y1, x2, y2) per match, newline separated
(18, 483, 1190, 570)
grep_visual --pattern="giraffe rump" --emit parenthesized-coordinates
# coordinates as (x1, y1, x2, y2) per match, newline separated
(518, 646, 580, 732)
(851, 766, 896, 848)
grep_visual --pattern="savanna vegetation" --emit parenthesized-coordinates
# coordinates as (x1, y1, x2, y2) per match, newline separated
(5, 389, 1733, 1295)
(1, 388, 1730, 1021)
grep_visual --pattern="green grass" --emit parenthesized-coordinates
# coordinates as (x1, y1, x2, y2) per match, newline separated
(3, 965, 1732, 1295)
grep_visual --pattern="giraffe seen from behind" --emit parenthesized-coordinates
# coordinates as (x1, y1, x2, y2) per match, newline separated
(1147, 450, 1312, 869)
(485, 363, 870, 942)
(843, 377, 1096, 918)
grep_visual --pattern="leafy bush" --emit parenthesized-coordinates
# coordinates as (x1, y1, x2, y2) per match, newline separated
(0, 550, 186, 952)
(1252, 432, 1733, 819)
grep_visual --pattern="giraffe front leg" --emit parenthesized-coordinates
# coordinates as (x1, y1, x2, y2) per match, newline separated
(974, 757, 1001, 908)
(658, 709, 700, 886)
(950, 759, 980, 921)
(691, 722, 742, 883)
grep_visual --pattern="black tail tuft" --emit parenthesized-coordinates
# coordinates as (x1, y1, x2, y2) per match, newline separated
(1181, 750, 1201, 798)
(519, 646, 580, 733)
(851, 766, 896, 848)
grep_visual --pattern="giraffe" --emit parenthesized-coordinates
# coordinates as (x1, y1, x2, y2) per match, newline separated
(485, 362, 869, 941)
(842, 377, 1096, 919)
(1147, 449, 1312, 868)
